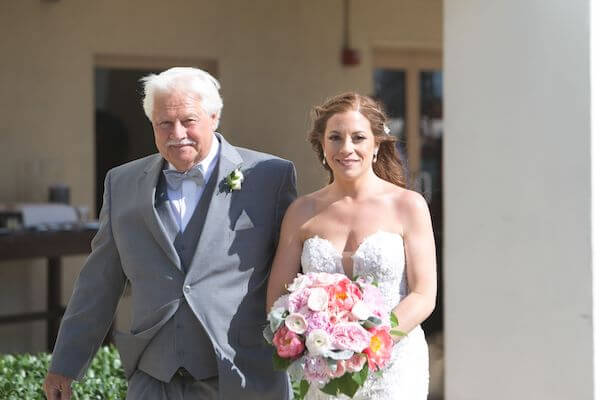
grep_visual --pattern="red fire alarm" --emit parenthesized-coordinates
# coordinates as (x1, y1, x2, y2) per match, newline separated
(342, 47, 361, 66)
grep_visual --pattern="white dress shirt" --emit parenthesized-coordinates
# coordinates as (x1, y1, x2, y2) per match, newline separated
(165, 135, 220, 231)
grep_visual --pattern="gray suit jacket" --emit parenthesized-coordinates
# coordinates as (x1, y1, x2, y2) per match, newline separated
(50, 134, 297, 399)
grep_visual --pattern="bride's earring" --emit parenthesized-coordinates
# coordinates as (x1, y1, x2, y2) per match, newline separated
(322, 152, 327, 165)
(373, 149, 378, 163)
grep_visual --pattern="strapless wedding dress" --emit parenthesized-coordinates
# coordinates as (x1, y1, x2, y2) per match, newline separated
(300, 231, 429, 400)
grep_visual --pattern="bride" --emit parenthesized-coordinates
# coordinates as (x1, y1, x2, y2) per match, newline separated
(266, 92, 437, 399)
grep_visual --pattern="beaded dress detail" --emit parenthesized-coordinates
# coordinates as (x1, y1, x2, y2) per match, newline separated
(300, 231, 429, 400)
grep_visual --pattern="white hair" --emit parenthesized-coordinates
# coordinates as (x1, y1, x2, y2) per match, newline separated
(140, 67, 223, 125)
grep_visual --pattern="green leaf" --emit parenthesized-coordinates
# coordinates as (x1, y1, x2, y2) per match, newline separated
(320, 379, 340, 396)
(390, 328, 406, 338)
(272, 352, 293, 371)
(320, 372, 362, 398)
(292, 379, 310, 400)
(363, 316, 382, 329)
(351, 363, 369, 386)
(390, 312, 399, 328)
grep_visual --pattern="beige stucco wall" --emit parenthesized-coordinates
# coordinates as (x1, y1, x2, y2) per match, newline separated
(445, 0, 594, 398)
(0, 0, 441, 352)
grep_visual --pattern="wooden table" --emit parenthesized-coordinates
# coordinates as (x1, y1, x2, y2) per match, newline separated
(0, 228, 97, 352)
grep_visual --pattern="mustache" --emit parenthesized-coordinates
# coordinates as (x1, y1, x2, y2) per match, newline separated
(166, 138, 197, 146)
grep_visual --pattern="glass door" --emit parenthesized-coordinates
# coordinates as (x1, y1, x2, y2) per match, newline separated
(373, 48, 443, 336)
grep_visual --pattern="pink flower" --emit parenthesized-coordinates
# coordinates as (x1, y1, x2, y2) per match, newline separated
(360, 283, 389, 325)
(327, 279, 363, 313)
(328, 360, 346, 378)
(361, 284, 385, 311)
(273, 326, 305, 359)
(311, 272, 346, 287)
(328, 309, 351, 325)
(287, 273, 313, 292)
(270, 294, 289, 312)
(331, 322, 372, 353)
(345, 353, 367, 372)
(364, 326, 394, 371)
(305, 311, 332, 333)
(288, 287, 311, 313)
(303, 356, 330, 384)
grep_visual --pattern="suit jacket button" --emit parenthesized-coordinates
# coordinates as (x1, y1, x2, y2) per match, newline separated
(183, 285, 191, 294)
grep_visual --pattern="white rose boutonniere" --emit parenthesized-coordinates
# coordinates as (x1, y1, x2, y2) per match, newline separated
(226, 168, 244, 192)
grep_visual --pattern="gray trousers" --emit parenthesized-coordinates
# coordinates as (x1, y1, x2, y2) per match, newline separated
(126, 370, 219, 400)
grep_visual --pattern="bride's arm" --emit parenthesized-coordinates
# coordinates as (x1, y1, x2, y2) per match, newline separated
(266, 197, 310, 312)
(391, 190, 437, 339)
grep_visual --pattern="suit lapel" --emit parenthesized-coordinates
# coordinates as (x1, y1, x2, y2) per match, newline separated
(186, 133, 243, 279)
(138, 155, 182, 271)
(154, 174, 180, 245)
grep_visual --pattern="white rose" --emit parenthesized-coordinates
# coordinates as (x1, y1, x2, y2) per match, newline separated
(285, 312, 308, 334)
(350, 300, 371, 321)
(227, 169, 244, 191)
(306, 329, 331, 356)
(271, 294, 289, 312)
(307, 287, 329, 311)
(287, 273, 310, 292)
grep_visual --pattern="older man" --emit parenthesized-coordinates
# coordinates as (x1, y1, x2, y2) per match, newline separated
(43, 67, 296, 400)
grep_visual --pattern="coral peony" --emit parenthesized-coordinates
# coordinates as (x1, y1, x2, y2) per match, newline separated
(273, 326, 305, 358)
(363, 326, 394, 371)
(327, 279, 363, 313)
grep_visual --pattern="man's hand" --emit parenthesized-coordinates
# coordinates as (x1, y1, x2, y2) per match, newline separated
(43, 372, 73, 400)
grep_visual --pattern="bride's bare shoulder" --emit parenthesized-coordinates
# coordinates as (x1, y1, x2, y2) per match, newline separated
(285, 186, 329, 220)
(388, 186, 431, 223)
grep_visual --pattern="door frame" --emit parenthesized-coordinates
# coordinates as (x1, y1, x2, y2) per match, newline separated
(372, 47, 442, 177)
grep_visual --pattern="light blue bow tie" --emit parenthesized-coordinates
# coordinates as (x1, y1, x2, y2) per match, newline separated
(163, 167, 204, 190)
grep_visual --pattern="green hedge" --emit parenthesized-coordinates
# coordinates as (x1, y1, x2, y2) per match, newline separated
(0, 345, 126, 400)
(0, 345, 304, 399)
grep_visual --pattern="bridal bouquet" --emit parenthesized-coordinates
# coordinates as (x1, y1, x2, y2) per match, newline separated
(264, 272, 404, 399)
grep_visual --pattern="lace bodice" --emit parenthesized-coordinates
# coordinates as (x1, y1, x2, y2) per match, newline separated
(301, 230, 408, 308)
(299, 231, 429, 400)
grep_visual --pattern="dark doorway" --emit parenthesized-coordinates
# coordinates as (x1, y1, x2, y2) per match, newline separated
(94, 68, 160, 216)
(374, 68, 444, 336)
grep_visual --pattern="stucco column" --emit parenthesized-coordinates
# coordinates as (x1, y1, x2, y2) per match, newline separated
(444, 1, 596, 398)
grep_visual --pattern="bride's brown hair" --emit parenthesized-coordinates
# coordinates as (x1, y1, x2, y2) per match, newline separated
(308, 92, 406, 187)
